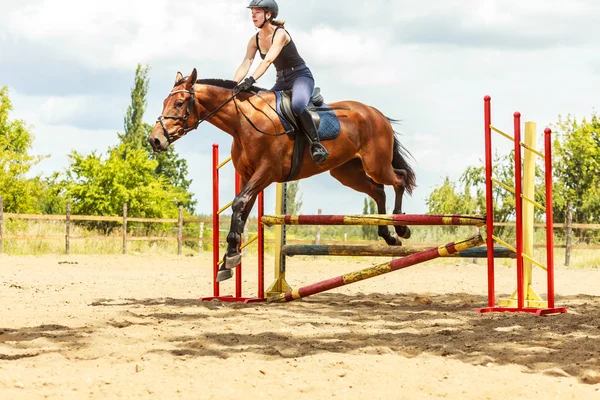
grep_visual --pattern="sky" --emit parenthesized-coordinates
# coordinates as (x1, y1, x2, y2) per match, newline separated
(2, 0, 600, 216)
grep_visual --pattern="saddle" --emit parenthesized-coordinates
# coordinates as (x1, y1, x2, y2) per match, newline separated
(272, 87, 343, 181)
(277, 87, 324, 132)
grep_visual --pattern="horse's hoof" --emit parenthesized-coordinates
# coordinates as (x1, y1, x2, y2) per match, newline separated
(216, 268, 233, 282)
(384, 235, 403, 246)
(225, 253, 242, 269)
(399, 226, 411, 239)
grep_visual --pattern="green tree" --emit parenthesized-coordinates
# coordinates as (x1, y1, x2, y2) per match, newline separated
(361, 197, 378, 240)
(64, 144, 192, 231)
(120, 64, 150, 149)
(552, 114, 600, 241)
(426, 152, 529, 237)
(0, 86, 45, 213)
(286, 181, 303, 215)
(426, 176, 480, 215)
(37, 172, 68, 215)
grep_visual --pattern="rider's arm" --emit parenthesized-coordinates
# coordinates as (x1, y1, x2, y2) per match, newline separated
(249, 29, 289, 81)
(233, 36, 258, 83)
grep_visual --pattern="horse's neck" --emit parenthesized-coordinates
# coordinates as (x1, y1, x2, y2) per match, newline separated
(195, 85, 240, 138)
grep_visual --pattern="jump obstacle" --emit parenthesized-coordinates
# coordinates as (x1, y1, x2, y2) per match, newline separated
(200, 96, 567, 315)
(261, 182, 517, 306)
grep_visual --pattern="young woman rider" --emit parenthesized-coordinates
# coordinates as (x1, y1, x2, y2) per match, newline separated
(233, 0, 329, 164)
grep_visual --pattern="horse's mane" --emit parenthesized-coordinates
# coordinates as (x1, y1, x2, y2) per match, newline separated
(175, 77, 267, 92)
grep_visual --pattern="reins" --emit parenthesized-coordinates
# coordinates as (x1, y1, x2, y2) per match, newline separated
(157, 81, 350, 142)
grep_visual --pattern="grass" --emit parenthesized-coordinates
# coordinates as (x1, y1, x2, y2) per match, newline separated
(2, 219, 192, 256)
(1, 220, 598, 269)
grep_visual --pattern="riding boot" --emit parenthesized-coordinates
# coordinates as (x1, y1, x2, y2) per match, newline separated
(297, 106, 329, 164)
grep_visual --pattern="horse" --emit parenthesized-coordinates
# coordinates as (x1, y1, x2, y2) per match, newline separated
(149, 68, 416, 282)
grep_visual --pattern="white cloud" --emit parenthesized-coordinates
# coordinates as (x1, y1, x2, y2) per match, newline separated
(37, 95, 122, 127)
(298, 27, 384, 65)
(4, 0, 253, 70)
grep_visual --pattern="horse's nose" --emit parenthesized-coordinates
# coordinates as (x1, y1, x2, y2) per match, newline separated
(153, 137, 162, 149)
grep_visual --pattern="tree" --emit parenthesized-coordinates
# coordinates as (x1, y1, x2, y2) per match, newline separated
(426, 177, 477, 215)
(552, 114, 600, 241)
(361, 197, 378, 240)
(64, 144, 192, 231)
(120, 64, 150, 149)
(37, 172, 68, 215)
(286, 180, 303, 215)
(0, 86, 45, 213)
(426, 151, 530, 238)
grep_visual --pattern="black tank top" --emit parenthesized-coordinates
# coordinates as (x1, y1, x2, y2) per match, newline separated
(256, 27, 305, 71)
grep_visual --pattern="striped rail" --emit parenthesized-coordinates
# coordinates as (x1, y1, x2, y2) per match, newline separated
(262, 214, 487, 227)
(281, 244, 515, 259)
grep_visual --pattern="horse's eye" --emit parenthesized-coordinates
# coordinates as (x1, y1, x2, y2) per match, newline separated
(175, 100, 184, 108)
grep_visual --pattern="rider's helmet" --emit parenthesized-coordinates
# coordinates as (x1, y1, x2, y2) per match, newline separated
(247, 0, 279, 20)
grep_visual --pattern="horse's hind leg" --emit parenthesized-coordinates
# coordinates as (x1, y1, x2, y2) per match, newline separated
(386, 168, 411, 239)
(329, 158, 402, 246)
(360, 158, 411, 242)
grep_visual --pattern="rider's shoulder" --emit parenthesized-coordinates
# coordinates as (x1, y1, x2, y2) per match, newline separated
(273, 27, 290, 43)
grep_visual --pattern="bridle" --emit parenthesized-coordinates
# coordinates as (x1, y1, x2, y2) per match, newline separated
(157, 85, 200, 143)
(157, 84, 239, 143)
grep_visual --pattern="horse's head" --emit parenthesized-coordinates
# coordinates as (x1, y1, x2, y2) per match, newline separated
(149, 68, 198, 152)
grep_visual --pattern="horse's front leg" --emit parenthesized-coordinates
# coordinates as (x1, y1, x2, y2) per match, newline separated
(216, 179, 261, 282)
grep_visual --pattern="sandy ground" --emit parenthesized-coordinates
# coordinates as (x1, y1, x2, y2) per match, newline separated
(0, 252, 599, 399)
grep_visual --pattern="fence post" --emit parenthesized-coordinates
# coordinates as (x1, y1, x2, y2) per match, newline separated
(565, 201, 573, 266)
(0, 196, 3, 254)
(66, 201, 71, 255)
(199, 222, 204, 251)
(315, 208, 322, 245)
(122, 203, 127, 255)
(178, 206, 183, 256)
(473, 205, 481, 264)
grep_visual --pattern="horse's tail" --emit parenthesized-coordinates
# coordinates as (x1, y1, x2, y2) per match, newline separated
(387, 117, 416, 195)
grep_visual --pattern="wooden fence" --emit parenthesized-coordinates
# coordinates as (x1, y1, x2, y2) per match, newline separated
(0, 199, 210, 255)
(0, 197, 598, 262)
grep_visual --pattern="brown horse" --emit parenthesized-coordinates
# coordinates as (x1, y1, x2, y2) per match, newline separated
(149, 69, 416, 282)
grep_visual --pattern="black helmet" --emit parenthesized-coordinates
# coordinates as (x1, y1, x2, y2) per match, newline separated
(247, 0, 279, 19)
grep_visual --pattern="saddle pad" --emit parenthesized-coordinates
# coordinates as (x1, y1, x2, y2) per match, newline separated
(275, 91, 341, 141)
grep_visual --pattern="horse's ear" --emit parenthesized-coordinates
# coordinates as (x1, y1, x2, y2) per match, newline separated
(186, 68, 198, 87)
(175, 71, 184, 86)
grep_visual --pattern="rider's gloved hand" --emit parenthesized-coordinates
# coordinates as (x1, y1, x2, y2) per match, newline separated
(234, 77, 256, 92)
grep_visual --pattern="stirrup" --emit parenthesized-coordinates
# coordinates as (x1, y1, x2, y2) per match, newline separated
(310, 143, 329, 164)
